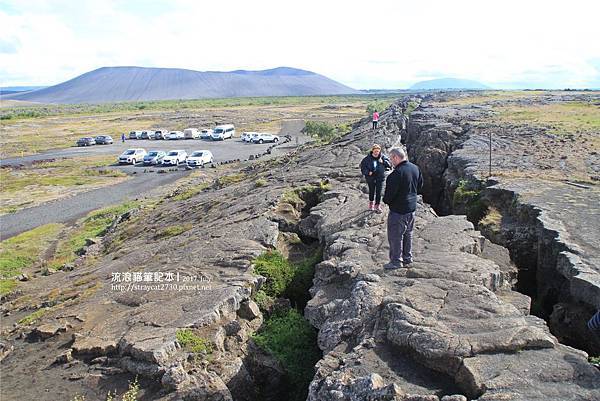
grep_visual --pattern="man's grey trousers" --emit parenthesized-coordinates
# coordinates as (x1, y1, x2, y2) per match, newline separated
(387, 210, 415, 265)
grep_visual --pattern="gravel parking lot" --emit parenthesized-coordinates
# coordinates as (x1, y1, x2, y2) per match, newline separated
(1, 136, 278, 168)
(0, 121, 308, 239)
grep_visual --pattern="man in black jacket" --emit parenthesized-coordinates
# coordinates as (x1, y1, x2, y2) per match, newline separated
(382, 147, 423, 269)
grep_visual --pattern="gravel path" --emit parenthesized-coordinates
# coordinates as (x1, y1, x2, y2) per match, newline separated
(0, 170, 188, 240)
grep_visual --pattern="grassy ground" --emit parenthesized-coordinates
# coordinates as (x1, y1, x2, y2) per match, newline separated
(47, 201, 139, 270)
(0, 155, 128, 215)
(0, 201, 140, 297)
(0, 94, 401, 121)
(0, 223, 63, 295)
(493, 101, 600, 135)
(436, 90, 555, 105)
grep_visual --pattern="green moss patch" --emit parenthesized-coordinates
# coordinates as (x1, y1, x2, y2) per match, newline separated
(252, 308, 321, 401)
(176, 328, 213, 355)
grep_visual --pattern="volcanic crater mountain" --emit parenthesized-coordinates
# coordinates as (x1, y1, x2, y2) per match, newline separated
(4, 66, 359, 104)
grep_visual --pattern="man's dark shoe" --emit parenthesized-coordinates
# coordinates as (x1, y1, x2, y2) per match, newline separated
(384, 262, 403, 270)
(402, 259, 413, 266)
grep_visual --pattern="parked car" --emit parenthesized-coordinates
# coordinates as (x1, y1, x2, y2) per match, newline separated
(77, 137, 96, 146)
(249, 132, 260, 143)
(118, 148, 147, 164)
(140, 130, 156, 140)
(199, 129, 213, 139)
(95, 135, 113, 145)
(168, 131, 185, 140)
(162, 150, 188, 165)
(154, 130, 168, 140)
(143, 150, 166, 165)
(129, 131, 143, 139)
(211, 124, 235, 140)
(186, 150, 213, 167)
(184, 128, 200, 139)
(252, 133, 279, 144)
(240, 132, 255, 142)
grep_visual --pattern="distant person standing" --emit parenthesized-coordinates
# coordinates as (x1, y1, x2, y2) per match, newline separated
(372, 110, 379, 130)
(121, 132, 126, 143)
(360, 144, 391, 213)
(382, 147, 423, 269)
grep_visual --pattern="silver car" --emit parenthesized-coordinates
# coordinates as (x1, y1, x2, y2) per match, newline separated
(143, 150, 166, 165)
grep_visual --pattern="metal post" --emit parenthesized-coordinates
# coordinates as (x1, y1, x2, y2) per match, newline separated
(488, 131, 492, 178)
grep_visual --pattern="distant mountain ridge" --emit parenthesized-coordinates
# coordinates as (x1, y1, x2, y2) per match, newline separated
(4, 66, 358, 104)
(410, 78, 490, 90)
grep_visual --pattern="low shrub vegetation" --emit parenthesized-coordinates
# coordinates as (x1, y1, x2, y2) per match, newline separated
(176, 328, 213, 354)
(252, 248, 322, 309)
(453, 179, 486, 223)
(253, 251, 294, 297)
(156, 223, 192, 239)
(252, 308, 321, 401)
(217, 172, 247, 187)
(171, 183, 210, 201)
(0, 223, 63, 295)
(48, 202, 138, 270)
(303, 121, 350, 143)
(18, 307, 49, 325)
(479, 206, 503, 234)
(366, 99, 392, 115)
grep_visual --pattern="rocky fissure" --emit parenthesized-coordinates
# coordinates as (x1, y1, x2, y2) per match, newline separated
(2, 93, 599, 401)
(403, 92, 600, 356)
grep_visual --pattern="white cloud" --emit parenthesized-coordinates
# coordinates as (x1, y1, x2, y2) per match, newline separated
(1, 0, 599, 88)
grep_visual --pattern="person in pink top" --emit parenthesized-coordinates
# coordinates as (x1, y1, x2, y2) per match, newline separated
(372, 110, 379, 130)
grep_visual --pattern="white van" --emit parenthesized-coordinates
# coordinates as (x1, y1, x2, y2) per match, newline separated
(211, 124, 235, 140)
(184, 128, 200, 139)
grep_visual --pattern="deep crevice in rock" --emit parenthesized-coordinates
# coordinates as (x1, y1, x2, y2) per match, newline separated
(404, 100, 600, 356)
(244, 185, 327, 401)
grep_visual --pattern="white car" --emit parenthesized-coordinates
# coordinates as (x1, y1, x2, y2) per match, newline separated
(186, 150, 214, 167)
(249, 132, 260, 143)
(168, 131, 184, 140)
(211, 124, 235, 140)
(119, 148, 147, 164)
(162, 150, 188, 165)
(199, 129, 213, 139)
(252, 133, 279, 144)
(241, 132, 255, 142)
(184, 128, 200, 139)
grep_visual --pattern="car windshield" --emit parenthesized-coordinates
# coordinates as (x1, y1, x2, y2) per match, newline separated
(213, 128, 224, 134)
(147, 152, 158, 156)
(170, 132, 177, 135)
(124, 150, 135, 155)
(252, 133, 258, 137)
(167, 151, 179, 156)
(191, 152, 204, 157)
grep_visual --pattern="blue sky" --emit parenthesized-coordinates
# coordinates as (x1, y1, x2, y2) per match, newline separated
(1, 0, 599, 89)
